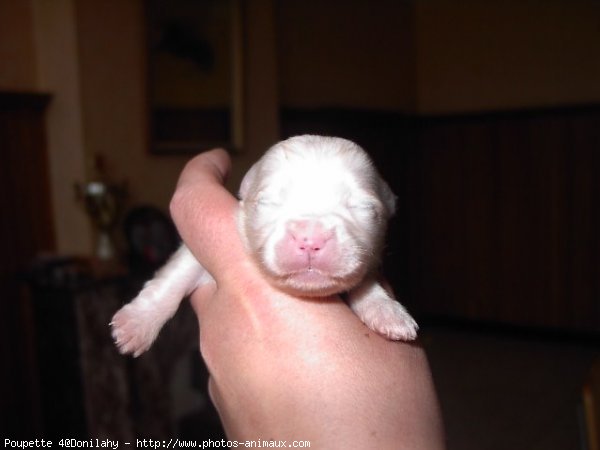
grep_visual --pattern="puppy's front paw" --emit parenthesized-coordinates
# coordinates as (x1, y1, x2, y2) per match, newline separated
(347, 280, 418, 341)
(360, 300, 419, 341)
(110, 302, 160, 357)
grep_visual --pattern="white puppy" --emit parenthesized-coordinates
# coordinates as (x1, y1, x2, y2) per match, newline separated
(111, 135, 418, 356)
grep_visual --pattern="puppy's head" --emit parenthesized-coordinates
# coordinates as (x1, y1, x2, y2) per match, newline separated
(238, 135, 396, 297)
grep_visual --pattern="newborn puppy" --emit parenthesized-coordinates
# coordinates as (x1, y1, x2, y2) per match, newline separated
(111, 135, 418, 356)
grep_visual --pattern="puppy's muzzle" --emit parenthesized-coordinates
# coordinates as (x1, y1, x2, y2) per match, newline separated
(288, 219, 333, 254)
(276, 219, 338, 273)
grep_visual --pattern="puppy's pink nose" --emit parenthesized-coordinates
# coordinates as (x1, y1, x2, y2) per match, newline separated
(287, 220, 332, 254)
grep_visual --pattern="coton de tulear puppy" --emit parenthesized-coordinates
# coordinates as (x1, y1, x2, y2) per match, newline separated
(111, 135, 418, 356)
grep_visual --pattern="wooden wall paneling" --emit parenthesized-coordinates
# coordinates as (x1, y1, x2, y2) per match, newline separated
(416, 120, 468, 317)
(491, 117, 531, 325)
(526, 114, 569, 328)
(388, 118, 421, 306)
(568, 112, 600, 331)
(459, 120, 496, 322)
(401, 127, 422, 307)
(417, 109, 599, 332)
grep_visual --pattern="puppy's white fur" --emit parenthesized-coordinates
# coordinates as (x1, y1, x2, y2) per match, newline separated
(111, 135, 417, 356)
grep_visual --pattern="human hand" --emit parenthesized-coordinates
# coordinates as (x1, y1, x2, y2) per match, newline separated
(170, 149, 445, 449)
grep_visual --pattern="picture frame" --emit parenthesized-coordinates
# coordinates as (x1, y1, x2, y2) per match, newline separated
(145, 0, 244, 154)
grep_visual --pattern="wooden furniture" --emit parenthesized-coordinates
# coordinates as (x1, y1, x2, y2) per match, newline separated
(27, 262, 159, 439)
(25, 257, 224, 439)
(0, 91, 54, 435)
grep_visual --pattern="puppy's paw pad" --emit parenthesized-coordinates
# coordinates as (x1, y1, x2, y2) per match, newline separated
(110, 303, 158, 357)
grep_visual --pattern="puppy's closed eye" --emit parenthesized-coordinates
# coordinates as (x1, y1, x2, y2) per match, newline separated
(347, 198, 382, 220)
(254, 196, 280, 208)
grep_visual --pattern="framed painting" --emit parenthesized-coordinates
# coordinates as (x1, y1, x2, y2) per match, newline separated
(145, 0, 243, 154)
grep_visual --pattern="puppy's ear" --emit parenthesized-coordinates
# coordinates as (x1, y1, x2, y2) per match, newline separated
(239, 162, 259, 201)
(378, 179, 397, 217)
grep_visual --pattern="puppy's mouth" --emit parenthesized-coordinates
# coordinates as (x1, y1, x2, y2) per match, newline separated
(289, 268, 331, 284)
(275, 268, 350, 297)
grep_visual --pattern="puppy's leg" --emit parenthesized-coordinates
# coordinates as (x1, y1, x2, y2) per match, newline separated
(347, 278, 418, 341)
(110, 245, 212, 356)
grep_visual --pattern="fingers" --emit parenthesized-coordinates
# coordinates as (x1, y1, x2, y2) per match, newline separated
(175, 148, 231, 190)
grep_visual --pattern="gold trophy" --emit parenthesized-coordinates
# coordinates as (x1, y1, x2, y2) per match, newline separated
(76, 181, 126, 261)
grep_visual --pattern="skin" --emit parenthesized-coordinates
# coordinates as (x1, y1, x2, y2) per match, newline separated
(170, 149, 446, 449)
